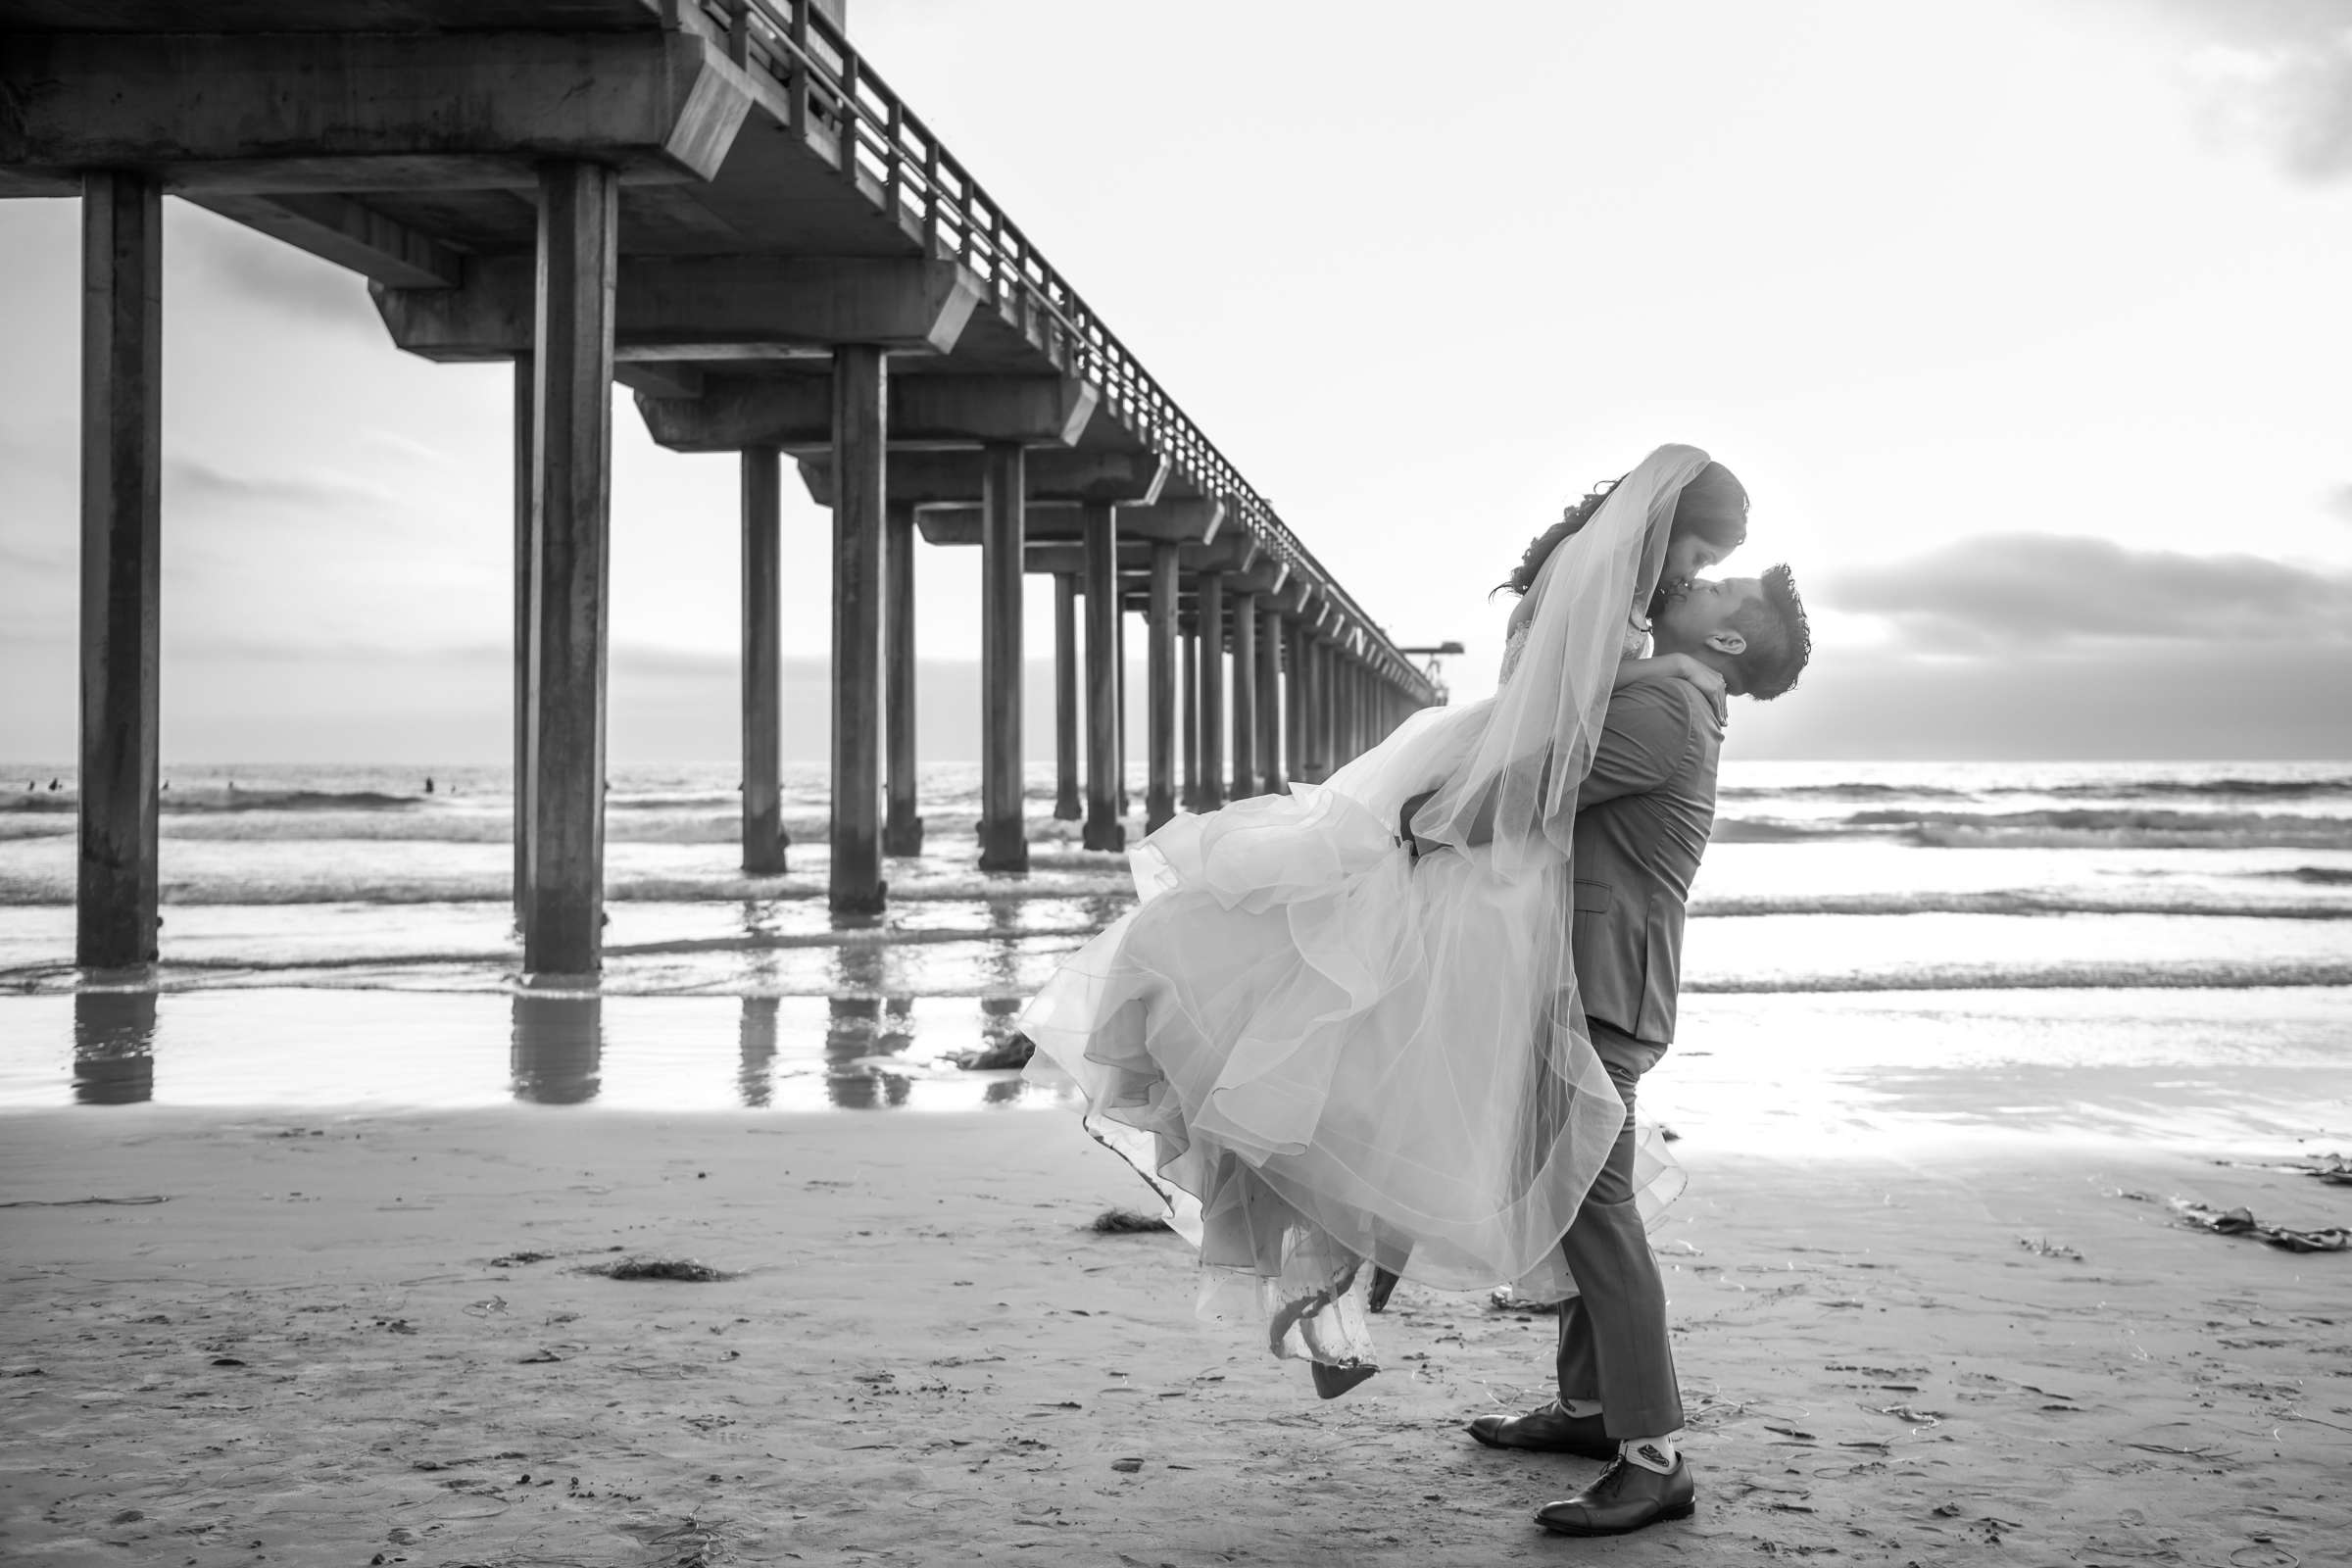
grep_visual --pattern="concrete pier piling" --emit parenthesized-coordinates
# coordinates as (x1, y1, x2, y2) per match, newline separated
(741, 444, 786, 876)
(1229, 590, 1257, 801)
(521, 161, 618, 979)
(828, 342, 887, 914)
(1256, 600, 1283, 795)
(977, 443, 1028, 873)
(512, 356, 536, 924)
(1081, 503, 1122, 853)
(1180, 619, 1200, 809)
(1147, 541, 1179, 831)
(882, 499, 923, 858)
(1053, 574, 1082, 821)
(1197, 573, 1228, 812)
(75, 171, 163, 973)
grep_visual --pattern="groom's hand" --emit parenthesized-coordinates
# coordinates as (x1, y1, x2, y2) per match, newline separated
(1398, 790, 1442, 863)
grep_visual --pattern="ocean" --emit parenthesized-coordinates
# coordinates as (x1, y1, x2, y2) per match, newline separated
(2, 758, 2348, 1150)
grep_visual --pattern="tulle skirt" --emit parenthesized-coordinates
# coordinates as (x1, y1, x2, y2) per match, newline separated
(1020, 705, 1668, 1372)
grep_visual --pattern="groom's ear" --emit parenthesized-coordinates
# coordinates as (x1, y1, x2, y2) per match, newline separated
(1704, 629, 1747, 657)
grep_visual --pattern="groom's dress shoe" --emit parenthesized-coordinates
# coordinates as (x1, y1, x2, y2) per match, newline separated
(1534, 1452, 1695, 1537)
(1464, 1402, 1615, 1459)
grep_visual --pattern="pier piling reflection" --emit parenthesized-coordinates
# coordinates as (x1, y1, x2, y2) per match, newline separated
(511, 992, 604, 1104)
(72, 991, 158, 1104)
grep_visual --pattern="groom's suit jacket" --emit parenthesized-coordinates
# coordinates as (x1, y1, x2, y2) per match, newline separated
(1568, 681, 1723, 1054)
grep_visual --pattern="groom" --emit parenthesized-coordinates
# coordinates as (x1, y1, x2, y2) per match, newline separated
(1449, 566, 1809, 1537)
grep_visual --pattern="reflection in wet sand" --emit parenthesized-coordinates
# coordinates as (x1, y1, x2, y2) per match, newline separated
(824, 995, 913, 1108)
(738, 995, 778, 1107)
(73, 992, 157, 1104)
(512, 993, 603, 1104)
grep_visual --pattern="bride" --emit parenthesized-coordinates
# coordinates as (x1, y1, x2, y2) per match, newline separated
(1018, 444, 1736, 1393)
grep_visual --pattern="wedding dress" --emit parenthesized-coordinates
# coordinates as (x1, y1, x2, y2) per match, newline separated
(1020, 446, 1712, 1377)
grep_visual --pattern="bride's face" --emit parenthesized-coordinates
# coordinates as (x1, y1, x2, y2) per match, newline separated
(1662, 530, 1734, 590)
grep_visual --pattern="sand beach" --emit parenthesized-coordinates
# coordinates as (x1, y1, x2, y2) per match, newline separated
(4, 1101, 2349, 1566)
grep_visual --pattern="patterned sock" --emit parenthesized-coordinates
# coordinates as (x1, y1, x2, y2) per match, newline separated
(1621, 1436, 1677, 1473)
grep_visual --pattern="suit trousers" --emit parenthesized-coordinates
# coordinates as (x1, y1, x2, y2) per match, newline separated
(1553, 1020, 1684, 1438)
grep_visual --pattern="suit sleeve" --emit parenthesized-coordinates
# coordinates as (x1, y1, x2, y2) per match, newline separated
(1577, 684, 1703, 808)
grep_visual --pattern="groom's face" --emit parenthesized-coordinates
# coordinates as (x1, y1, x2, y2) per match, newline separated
(1652, 575, 1762, 657)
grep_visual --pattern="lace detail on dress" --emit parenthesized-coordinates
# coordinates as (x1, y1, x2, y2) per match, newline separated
(1497, 622, 1531, 685)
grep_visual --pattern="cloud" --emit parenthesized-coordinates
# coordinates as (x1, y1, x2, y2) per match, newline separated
(166, 454, 394, 515)
(1825, 533, 2352, 651)
(2128, 0, 2352, 181)
(1733, 640, 2352, 761)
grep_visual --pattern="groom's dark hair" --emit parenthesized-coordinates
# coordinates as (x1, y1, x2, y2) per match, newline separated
(1724, 564, 1810, 701)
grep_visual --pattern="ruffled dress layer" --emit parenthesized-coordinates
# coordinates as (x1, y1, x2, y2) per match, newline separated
(1019, 702, 1638, 1368)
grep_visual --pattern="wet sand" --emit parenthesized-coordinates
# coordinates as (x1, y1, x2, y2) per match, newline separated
(4, 1107, 2347, 1565)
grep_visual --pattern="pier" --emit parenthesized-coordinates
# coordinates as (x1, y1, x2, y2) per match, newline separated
(0, 0, 1440, 977)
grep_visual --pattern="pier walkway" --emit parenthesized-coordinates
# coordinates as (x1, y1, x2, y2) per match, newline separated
(1, 0, 1439, 975)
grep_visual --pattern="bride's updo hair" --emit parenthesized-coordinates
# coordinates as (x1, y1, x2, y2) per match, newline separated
(1498, 461, 1750, 599)
(1497, 478, 1620, 598)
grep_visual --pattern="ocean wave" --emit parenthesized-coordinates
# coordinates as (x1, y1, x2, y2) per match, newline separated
(2047, 776, 2352, 800)
(0, 787, 432, 815)
(3, 872, 2343, 920)
(1718, 782, 1975, 801)
(1686, 960, 2352, 993)
(1694, 891, 2350, 919)
(1832, 808, 2352, 851)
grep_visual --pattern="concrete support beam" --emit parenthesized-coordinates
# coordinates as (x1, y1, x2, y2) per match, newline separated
(1081, 503, 1123, 853)
(75, 171, 163, 972)
(612, 361, 706, 401)
(512, 356, 535, 921)
(1197, 573, 1226, 812)
(740, 445, 786, 875)
(378, 255, 980, 363)
(0, 30, 756, 188)
(828, 344, 888, 914)
(1230, 590, 1257, 801)
(521, 161, 618, 977)
(977, 444, 1027, 873)
(1257, 601, 1284, 795)
(189, 192, 462, 288)
(1052, 574, 1081, 821)
(1070, 495, 1221, 545)
(882, 500, 923, 857)
(639, 374, 1096, 454)
(1147, 543, 1178, 832)
(800, 448, 1167, 511)
(915, 522, 1255, 583)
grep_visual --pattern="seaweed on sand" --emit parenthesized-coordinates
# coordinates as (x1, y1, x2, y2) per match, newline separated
(584, 1257, 736, 1282)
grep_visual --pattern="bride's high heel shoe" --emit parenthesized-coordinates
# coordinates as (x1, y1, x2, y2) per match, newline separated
(1269, 1264, 1380, 1399)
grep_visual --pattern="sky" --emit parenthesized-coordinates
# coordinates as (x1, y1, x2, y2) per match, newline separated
(1, 0, 2348, 764)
